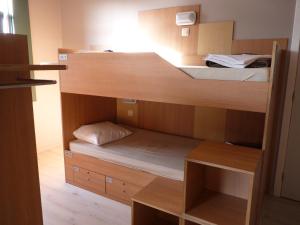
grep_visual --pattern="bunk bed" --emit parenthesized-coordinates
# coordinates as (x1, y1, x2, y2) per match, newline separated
(59, 38, 285, 225)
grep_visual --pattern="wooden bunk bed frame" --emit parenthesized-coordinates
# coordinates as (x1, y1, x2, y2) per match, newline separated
(59, 37, 288, 225)
(59, 52, 269, 113)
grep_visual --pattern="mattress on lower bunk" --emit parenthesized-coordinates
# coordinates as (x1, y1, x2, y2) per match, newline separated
(179, 66, 270, 82)
(70, 127, 200, 181)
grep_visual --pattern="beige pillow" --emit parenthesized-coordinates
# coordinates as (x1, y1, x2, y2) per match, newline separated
(73, 121, 132, 146)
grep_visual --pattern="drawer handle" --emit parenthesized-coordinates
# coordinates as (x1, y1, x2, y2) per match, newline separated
(123, 190, 126, 193)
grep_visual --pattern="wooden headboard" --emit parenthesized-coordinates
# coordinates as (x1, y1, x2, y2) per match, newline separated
(61, 93, 117, 149)
(139, 5, 201, 65)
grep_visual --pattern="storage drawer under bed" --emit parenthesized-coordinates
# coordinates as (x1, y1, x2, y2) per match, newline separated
(64, 151, 156, 204)
(106, 176, 141, 202)
(73, 166, 106, 195)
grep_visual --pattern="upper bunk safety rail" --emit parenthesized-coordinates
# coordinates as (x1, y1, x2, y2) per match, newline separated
(58, 43, 280, 113)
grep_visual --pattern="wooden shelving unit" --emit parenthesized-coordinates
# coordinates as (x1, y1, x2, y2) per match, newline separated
(185, 190, 247, 225)
(186, 142, 262, 175)
(131, 141, 262, 225)
(132, 177, 184, 225)
(184, 142, 262, 225)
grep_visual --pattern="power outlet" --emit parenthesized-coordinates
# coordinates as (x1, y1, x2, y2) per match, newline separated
(59, 54, 68, 61)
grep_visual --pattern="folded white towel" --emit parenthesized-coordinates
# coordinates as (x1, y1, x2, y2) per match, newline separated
(205, 54, 272, 68)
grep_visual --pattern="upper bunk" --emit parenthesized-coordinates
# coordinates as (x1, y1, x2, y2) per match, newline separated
(58, 42, 279, 113)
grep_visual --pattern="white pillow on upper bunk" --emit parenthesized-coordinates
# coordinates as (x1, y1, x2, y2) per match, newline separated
(73, 121, 133, 146)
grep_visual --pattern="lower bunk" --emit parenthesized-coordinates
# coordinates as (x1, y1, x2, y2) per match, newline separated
(64, 126, 200, 204)
(64, 124, 262, 225)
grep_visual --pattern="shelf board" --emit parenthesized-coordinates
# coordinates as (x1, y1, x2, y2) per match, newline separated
(185, 190, 247, 225)
(0, 79, 57, 89)
(132, 177, 184, 217)
(187, 141, 262, 175)
(0, 64, 67, 72)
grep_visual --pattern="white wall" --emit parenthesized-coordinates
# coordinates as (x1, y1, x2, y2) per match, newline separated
(29, 0, 63, 152)
(61, 0, 296, 50)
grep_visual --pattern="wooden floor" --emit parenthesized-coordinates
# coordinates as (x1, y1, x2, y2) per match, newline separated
(38, 149, 131, 225)
(38, 149, 300, 225)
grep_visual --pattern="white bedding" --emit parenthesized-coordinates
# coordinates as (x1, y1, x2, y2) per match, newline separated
(70, 127, 200, 181)
(179, 66, 270, 82)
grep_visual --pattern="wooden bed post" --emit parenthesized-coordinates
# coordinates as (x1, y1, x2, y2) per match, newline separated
(256, 42, 281, 224)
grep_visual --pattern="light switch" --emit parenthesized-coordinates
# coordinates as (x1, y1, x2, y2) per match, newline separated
(181, 27, 190, 37)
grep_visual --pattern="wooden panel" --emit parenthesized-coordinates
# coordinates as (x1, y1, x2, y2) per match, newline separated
(198, 21, 234, 55)
(132, 202, 179, 225)
(65, 163, 74, 183)
(205, 167, 251, 199)
(225, 111, 265, 148)
(265, 48, 290, 192)
(117, 101, 227, 141)
(132, 177, 184, 217)
(256, 43, 284, 223)
(186, 141, 262, 175)
(132, 202, 157, 225)
(117, 99, 138, 126)
(139, 5, 200, 61)
(60, 53, 270, 113)
(61, 93, 117, 149)
(184, 162, 205, 212)
(246, 159, 262, 225)
(0, 34, 43, 225)
(226, 39, 288, 148)
(231, 38, 288, 55)
(181, 55, 205, 66)
(185, 190, 247, 225)
(194, 107, 227, 141)
(64, 151, 156, 188)
(106, 177, 141, 202)
(138, 101, 195, 137)
(73, 167, 106, 195)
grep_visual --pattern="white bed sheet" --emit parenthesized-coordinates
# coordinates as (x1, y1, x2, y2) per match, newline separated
(179, 66, 270, 82)
(70, 127, 200, 181)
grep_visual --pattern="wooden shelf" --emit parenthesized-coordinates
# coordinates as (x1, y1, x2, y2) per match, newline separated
(132, 177, 184, 217)
(186, 141, 262, 175)
(133, 201, 180, 225)
(0, 64, 67, 72)
(185, 190, 247, 225)
(0, 79, 57, 89)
